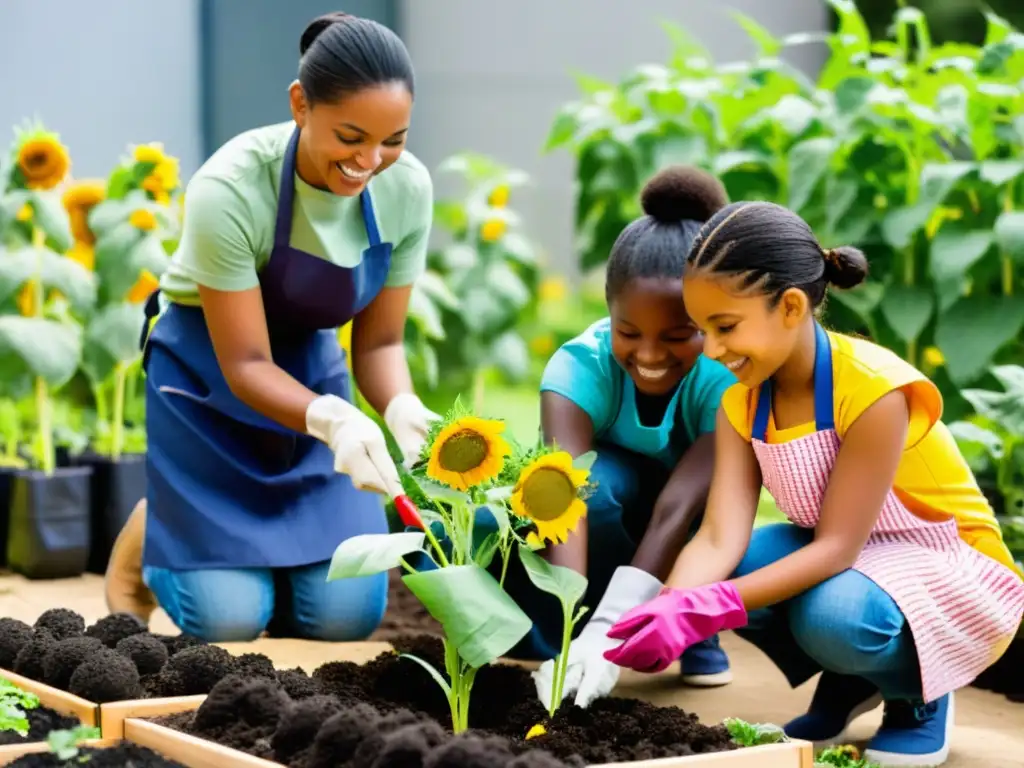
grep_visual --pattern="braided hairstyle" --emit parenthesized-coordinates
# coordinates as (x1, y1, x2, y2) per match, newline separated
(685, 201, 868, 308)
(605, 165, 729, 301)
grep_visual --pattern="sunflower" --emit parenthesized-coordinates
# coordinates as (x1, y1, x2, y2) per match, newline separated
(129, 208, 158, 231)
(125, 270, 160, 303)
(16, 131, 70, 191)
(510, 451, 589, 545)
(62, 180, 106, 245)
(133, 143, 167, 165)
(66, 241, 95, 271)
(426, 416, 511, 491)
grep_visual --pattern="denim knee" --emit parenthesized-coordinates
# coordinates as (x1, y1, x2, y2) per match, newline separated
(143, 565, 273, 642)
(287, 562, 388, 642)
(788, 569, 909, 677)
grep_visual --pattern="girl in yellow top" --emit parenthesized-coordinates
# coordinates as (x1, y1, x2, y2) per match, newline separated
(601, 201, 1024, 768)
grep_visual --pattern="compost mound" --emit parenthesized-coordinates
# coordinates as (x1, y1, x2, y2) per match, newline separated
(154, 635, 736, 768)
(7, 744, 185, 767)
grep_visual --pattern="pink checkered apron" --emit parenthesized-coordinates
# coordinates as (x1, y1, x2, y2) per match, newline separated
(749, 325, 1024, 703)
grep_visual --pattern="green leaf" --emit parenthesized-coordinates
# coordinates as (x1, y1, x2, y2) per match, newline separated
(407, 282, 446, 340)
(980, 161, 1024, 187)
(473, 532, 501, 569)
(481, 502, 510, 536)
(326, 532, 425, 579)
(544, 110, 580, 152)
(398, 653, 452, 696)
(0, 317, 82, 388)
(729, 11, 782, 56)
(929, 227, 994, 284)
(935, 296, 1024, 386)
(787, 138, 836, 213)
(834, 76, 876, 114)
(402, 564, 532, 666)
(81, 302, 146, 383)
(651, 134, 708, 170)
(518, 545, 588, 609)
(828, 282, 883, 328)
(489, 331, 530, 382)
(87, 199, 131, 236)
(995, 211, 1024, 264)
(0, 245, 96, 311)
(28, 191, 72, 253)
(414, 477, 470, 504)
(880, 282, 937, 342)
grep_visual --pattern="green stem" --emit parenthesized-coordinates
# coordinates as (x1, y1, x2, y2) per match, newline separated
(422, 523, 450, 568)
(472, 368, 486, 415)
(1003, 188, 1016, 297)
(498, 546, 510, 589)
(111, 363, 128, 461)
(92, 382, 108, 426)
(550, 601, 574, 715)
(35, 377, 53, 475)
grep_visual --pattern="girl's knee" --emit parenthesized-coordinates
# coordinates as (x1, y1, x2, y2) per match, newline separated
(291, 568, 388, 642)
(789, 571, 907, 673)
(145, 566, 274, 642)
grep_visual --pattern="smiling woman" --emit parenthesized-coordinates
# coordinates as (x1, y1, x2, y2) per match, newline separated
(102, 11, 441, 645)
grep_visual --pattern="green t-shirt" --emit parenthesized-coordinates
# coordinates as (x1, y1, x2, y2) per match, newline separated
(160, 121, 433, 305)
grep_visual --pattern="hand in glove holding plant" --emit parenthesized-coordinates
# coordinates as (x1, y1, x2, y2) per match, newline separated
(384, 393, 441, 467)
(533, 565, 663, 708)
(306, 394, 404, 497)
(603, 582, 747, 672)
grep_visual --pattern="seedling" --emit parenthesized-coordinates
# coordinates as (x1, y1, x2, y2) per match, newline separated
(722, 717, 789, 747)
(814, 744, 881, 768)
(0, 677, 40, 736)
(47, 725, 101, 762)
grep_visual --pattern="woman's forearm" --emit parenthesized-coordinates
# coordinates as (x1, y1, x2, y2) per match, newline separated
(665, 526, 745, 590)
(352, 341, 412, 415)
(730, 537, 850, 611)
(229, 359, 319, 434)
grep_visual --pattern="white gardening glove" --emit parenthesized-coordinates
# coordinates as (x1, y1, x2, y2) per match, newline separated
(306, 394, 404, 497)
(533, 565, 663, 709)
(383, 393, 440, 468)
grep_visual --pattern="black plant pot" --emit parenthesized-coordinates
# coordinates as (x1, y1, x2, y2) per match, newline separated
(73, 452, 147, 574)
(6, 466, 92, 579)
(0, 466, 15, 568)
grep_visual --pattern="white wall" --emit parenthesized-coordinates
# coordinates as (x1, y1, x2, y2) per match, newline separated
(400, 0, 830, 279)
(0, 0, 203, 181)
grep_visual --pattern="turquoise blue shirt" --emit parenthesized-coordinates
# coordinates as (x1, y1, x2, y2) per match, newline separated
(540, 318, 736, 468)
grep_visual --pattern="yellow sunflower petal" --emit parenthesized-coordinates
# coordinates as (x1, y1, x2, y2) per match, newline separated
(129, 209, 158, 231)
(480, 218, 506, 242)
(66, 242, 95, 271)
(133, 143, 166, 165)
(426, 416, 511, 491)
(126, 270, 160, 303)
(62, 179, 106, 245)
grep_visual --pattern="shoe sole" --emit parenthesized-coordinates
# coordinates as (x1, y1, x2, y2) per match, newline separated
(680, 670, 733, 687)
(861, 693, 954, 767)
(807, 692, 884, 750)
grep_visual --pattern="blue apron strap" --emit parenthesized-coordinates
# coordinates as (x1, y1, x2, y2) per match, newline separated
(752, 382, 771, 442)
(359, 189, 381, 247)
(812, 322, 835, 431)
(274, 127, 301, 249)
(139, 288, 163, 371)
(750, 322, 835, 441)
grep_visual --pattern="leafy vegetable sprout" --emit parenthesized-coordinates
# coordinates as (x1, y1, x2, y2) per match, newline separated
(0, 677, 40, 737)
(48, 725, 101, 763)
(814, 744, 881, 768)
(328, 398, 595, 731)
(722, 717, 789, 748)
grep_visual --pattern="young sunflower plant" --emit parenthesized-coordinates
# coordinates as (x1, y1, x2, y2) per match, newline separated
(327, 397, 597, 732)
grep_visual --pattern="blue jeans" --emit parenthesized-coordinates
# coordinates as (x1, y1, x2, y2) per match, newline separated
(142, 561, 387, 643)
(733, 523, 922, 700)
(441, 442, 721, 665)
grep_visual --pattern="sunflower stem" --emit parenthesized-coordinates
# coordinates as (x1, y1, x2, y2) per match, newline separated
(550, 600, 574, 716)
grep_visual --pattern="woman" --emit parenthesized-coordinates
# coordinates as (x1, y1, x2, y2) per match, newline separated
(503, 167, 738, 707)
(601, 201, 1024, 767)
(103, 11, 439, 643)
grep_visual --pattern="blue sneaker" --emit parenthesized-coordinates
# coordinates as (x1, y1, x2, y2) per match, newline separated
(784, 672, 882, 745)
(863, 693, 954, 767)
(680, 634, 732, 686)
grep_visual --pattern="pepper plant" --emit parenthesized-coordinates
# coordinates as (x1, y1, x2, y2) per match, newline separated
(0, 677, 40, 737)
(545, 0, 1024, 420)
(327, 398, 594, 731)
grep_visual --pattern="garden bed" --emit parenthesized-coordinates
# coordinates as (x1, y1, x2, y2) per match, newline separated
(129, 635, 810, 768)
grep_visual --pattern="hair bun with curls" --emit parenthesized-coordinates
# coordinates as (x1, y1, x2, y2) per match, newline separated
(640, 165, 728, 225)
(300, 11, 351, 55)
(823, 245, 869, 290)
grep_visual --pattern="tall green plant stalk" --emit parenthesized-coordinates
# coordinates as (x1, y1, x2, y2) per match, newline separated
(31, 228, 54, 475)
(110, 362, 128, 460)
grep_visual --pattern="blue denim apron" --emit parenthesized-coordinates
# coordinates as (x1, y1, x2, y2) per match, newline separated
(141, 126, 390, 570)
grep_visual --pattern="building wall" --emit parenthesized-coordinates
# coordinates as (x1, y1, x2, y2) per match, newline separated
(399, 0, 830, 278)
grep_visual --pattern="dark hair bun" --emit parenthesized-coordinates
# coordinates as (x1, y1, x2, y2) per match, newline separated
(823, 245, 869, 289)
(640, 166, 728, 225)
(300, 12, 350, 55)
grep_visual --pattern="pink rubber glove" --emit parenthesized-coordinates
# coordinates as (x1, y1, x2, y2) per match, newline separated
(602, 582, 748, 673)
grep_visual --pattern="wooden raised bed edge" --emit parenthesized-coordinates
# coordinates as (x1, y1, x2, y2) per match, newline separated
(0, 669, 98, 727)
(98, 694, 206, 739)
(124, 717, 815, 768)
(0, 739, 116, 766)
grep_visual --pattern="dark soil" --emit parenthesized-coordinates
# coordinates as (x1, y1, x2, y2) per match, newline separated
(152, 635, 738, 768)
(7, 744, 185, 766)
(0, 705, 79, 745)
